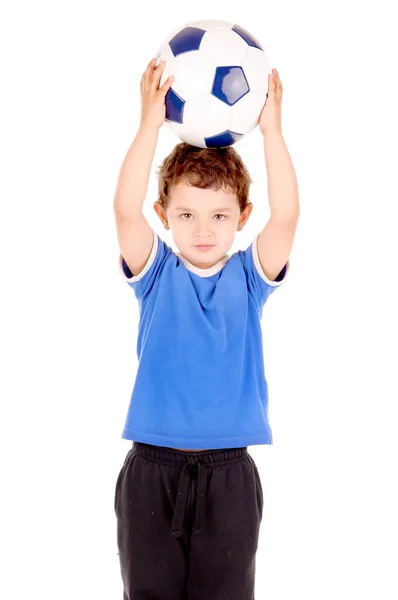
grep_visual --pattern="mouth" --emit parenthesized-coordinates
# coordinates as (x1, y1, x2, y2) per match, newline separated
(194, 245, 215, 251)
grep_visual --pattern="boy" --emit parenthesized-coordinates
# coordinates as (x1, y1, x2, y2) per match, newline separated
(113, 58, 299, 599)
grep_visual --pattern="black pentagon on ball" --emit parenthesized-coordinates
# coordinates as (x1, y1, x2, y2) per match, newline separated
(165, 88, 185, 123)
(205, 131, 244, 148)
(232, 25, 263, 50)
(212, 66, 249, 106)
(169, 27, 206, 57)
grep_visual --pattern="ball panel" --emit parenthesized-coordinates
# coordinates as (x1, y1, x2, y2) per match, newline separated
(205, 131, 244, 148)
(167, 51, 215, 102)
(212, 66, 249, 106)
(165, 121, 206, 148)
(169, 26, 206, 57)
(199, 29, 248, 66)
(185, 19, 234, 31)
(241, 47, 271, 95)
(232, 25, 263, 50)
(183, 95, 230, 137)
(229, 91, 267, 132)
(162, 25, 187, 45)
(165, 89, 185, 123)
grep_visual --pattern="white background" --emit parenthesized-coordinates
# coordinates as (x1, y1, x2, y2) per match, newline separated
(1, 1, 397, 598)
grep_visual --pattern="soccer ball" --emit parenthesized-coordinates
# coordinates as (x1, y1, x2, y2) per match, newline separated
(156, 20, 271, 148)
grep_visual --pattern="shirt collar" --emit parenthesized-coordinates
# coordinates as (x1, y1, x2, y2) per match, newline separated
(176, 252, 230, 277)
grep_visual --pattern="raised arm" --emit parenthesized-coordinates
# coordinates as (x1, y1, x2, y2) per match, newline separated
(113, 59, 173, 276)
(257, 69, 300, 281)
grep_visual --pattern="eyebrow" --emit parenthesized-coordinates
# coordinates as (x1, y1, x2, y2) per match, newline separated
(173, 207, 233, 212)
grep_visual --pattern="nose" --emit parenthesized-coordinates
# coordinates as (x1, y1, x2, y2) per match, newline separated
(195, 222, 212, 239)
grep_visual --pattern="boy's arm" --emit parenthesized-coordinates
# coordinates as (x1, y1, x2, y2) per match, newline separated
(257, 70, 300, 282)
(113, 125, 159, 276)
(113, 58, 173, 276)
(257, 131, 300, 282)
(113, 124, 159, 220)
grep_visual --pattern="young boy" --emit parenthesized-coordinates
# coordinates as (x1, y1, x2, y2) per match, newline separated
(113, 58, 299, 599)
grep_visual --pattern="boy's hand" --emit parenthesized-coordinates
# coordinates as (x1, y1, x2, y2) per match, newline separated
(140, 58, 174, 131)
(259, 68, 283, 136)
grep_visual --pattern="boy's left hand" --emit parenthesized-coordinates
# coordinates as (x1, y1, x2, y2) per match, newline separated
(259, 68, 283, 136)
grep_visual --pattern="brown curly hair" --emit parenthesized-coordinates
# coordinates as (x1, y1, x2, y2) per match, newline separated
(156, 143, 252, 212)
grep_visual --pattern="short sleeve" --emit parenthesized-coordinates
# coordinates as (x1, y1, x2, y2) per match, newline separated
(118, 229, 174, 302)
(236, 233, 289, 308)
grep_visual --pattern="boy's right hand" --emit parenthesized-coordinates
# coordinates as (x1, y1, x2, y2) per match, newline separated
(140, 58, 174, 131)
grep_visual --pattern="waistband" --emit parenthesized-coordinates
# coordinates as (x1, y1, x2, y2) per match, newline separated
(132, 441, 248, 466)
(132, 442, 248, 537)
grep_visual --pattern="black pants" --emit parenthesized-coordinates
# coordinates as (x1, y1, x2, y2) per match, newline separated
(114, 442, 264, 600)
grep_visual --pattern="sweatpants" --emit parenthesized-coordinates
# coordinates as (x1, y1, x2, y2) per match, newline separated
(114, 441, 264, 600)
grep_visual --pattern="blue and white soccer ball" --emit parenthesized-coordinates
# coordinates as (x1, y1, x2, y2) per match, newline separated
(156, 20, 271, 148)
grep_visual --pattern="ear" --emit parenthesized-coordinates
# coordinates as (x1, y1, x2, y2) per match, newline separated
(153, 202, 169, 228)
(237, 203, 253, 231)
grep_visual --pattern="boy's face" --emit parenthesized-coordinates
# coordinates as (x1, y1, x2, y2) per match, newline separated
(155, 181, 252, 269)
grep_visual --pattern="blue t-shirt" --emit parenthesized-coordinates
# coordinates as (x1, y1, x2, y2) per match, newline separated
(119, 229, 289, 449)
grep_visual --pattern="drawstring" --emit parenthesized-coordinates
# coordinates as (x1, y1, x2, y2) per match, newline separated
(171, 459, 206, 537)
(195, 462, 206, 534)
(131, 442, 248, 539)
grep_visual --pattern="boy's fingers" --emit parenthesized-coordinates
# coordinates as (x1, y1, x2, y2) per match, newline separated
(152, 60, 166, 84)
(272, 68, 282, 89)
(144, 58, 156, 77)
(267, 73, 274, 94)
(159, 75, 174, 95)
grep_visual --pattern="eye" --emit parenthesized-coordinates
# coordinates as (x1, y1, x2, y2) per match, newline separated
(179, 213, 227, 221)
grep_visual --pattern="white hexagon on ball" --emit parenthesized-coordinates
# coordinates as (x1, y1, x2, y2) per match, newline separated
(229, 91, 267, 133)
(184, 95, 230, 138)
(159, 49, 215, 102)
(241, 47, 271, 95)
(165, 121, 206, 147)
(199, 29, 249, 67)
